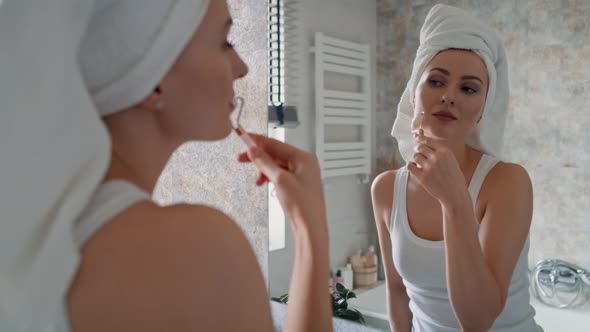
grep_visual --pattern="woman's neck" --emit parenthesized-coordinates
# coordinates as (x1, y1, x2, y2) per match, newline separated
(408, 142, 482, 197)
(442, 138, 483, 183)
(101, 108, 179, 194)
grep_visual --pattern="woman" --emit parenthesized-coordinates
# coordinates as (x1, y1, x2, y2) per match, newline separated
(372, 5, 541, 332)
(54, 0, 331, 331)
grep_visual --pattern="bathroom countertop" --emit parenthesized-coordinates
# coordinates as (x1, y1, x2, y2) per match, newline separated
(270, 301, 384, 332)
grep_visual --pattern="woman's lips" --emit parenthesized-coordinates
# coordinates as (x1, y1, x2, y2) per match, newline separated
(433, 111, 457, 121)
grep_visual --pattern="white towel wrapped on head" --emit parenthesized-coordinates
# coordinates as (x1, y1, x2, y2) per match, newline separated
(80, 0, 210, 116)
(391, 4, 510, 163)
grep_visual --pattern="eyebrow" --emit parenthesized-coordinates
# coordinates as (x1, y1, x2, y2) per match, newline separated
(430, 67, 484, 85)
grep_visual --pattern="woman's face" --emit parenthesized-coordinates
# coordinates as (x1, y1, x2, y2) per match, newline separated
(412, 49, 489, 142)
(159, 0, 248, 141)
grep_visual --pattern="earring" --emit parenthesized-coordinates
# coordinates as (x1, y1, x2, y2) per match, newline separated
(153, 86, 164, 110)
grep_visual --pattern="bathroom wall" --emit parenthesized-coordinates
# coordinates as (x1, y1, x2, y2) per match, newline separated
(268, 0, 378, 296)
(153, 0, 269, 279)
(376, 0, 590, 270)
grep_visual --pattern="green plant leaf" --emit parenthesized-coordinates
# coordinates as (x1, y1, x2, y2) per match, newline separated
(271, 293, 289, 304)
(276, 288, 366, 324)
(351, 308, 366, 324)
(346, 291, 357, 300)
(334, 308, 365, 323)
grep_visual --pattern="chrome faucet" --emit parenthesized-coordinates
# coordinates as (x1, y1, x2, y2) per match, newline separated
(531, 259, 590, 308)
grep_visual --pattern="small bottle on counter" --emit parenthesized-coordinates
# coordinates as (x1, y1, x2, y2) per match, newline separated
(364, 245, 378, 267)
(328, 270, 334, 290)
(342, 263, 354, 290)
(367, 245, 378, 284)
(334, 269, 345, 287)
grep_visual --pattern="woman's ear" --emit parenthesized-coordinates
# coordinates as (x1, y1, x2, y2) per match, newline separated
(138, 86, 165, 111)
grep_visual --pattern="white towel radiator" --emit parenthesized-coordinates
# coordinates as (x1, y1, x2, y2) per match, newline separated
(313, 32, 371, 181)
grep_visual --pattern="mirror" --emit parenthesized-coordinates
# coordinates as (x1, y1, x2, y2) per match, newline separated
(268, 1, 590, 330)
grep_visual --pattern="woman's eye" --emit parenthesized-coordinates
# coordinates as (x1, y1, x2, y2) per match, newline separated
(428, 79, 443, 87)
(462, 86, 478, 94)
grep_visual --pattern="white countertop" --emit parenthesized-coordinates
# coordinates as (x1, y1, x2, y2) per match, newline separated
(270, 301, 384, 332)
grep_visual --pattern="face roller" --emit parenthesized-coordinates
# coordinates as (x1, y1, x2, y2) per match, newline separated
(232, 96, 257, 149)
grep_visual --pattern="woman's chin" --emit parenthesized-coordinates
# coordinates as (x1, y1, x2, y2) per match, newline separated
(421, 125, 448, 139)
(210, 125, 234, 141)
(190, 123, 233, 142)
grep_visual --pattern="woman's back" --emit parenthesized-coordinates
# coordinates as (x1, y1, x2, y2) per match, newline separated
(64, 181, 273, 331)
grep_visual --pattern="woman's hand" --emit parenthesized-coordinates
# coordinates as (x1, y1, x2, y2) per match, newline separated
(237, 133, 327, 239)
(407, 129, 468, 207)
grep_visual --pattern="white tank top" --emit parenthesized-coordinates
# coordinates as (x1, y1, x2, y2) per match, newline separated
(53, 180, 150, 332)
(390, 154, 542, 332)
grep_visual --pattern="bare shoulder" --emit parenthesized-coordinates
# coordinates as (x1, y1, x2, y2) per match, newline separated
(79, 201, 254, 259)
(480, 161, 533, 228)
(371, 169, 400, 228)
(484, 161, 532, 196)
(68, 202, 272, 331)
(371, 169, 398, 199)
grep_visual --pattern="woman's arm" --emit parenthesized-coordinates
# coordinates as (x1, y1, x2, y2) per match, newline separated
(371, 171, 413, 332)
(283, 223, 330, 332)
(441, 163, 533, 331)
(240, 134, 332, 332)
